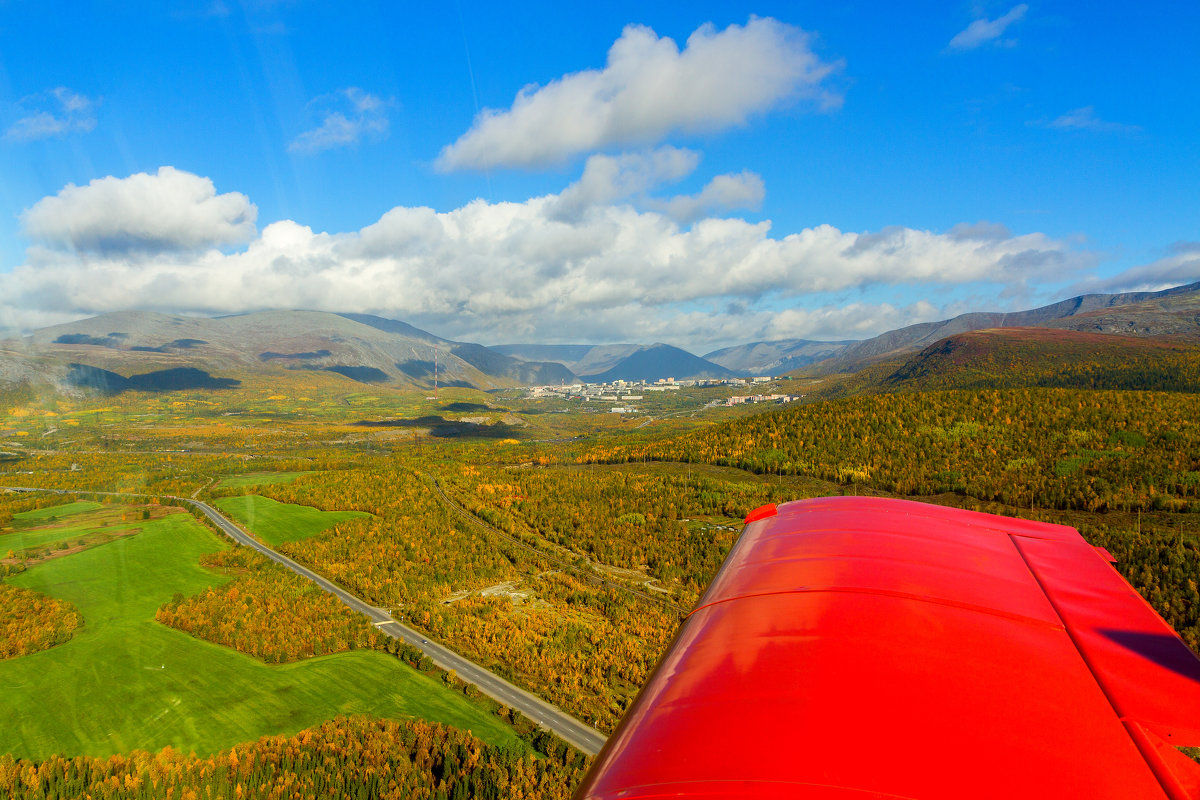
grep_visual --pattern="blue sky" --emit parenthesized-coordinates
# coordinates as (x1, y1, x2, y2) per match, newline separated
(0, 1, 1197, 349)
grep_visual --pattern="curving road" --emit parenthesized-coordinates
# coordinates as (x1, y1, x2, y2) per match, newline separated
(3, 486, 608, 756)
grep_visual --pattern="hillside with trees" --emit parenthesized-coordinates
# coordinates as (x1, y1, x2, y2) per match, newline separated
(882, 328, 1200, 393)
(586, 386, 1200, 649)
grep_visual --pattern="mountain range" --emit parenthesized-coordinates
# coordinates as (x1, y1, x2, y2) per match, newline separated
(1, 310, 573, 393)
(494, 343, 739, 382)
(2, 280, 1198, 394)
(816, 280, 1200, 373)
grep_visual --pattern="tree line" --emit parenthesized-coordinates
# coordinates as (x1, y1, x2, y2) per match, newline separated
(0, 715, 588, 800)
(588, 388, 1200, 513)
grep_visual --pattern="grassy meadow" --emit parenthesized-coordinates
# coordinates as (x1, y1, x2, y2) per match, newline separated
(0, 502, 519, 760)
(214, 494, 371, 546)
(215, 471, 312, 489)
(1, 503, 206, 569)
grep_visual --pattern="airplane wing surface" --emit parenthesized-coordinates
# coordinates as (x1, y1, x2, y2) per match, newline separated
(574, 496, 1200, 799)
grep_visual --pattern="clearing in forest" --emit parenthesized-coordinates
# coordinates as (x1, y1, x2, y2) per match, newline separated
(0, 503, 519, 760)
(214, 494, 370, 546)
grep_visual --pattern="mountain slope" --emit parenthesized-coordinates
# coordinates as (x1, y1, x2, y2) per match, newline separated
(820, 281, 1200, 372)
(704, 339, 857, 374)
(494, 344, 643, 377)
(580, 344, 739, 383)
(343, 313, 576, 384)
(7, 310, 574, 391)
(881, 327, 1200, 393)
(448, 343, 576, 385)
(492, 344, 597, 367)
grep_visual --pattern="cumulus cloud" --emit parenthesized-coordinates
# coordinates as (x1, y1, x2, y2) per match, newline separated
(437, 17, 842, 171)
(5, 87, 98, 142)
(1042, 106, 1140, 134)
(21, 166, 257, 255)
(289, 88, 391, 154)
(647, 171, 765, 223)
(1067, 244, 1200, 295)
(550, 147, 700, 220)
(948, 4, 1027, 51)
(548, 147, 763, 223)
(1, 168, 1090, 347)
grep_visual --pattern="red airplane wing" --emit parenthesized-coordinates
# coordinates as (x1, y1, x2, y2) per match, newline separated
(575, 497, 1200, 799)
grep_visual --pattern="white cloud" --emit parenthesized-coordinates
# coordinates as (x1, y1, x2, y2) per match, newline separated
(648, 171, 765, 223)
(1043, 106, 1140, 134)
(948, 4, 1028, 51)
(1, 168, 1090, 348)
(1067, 244, 1200, 295)
(21, 166, 257, 254)
(550, 147, 700, 220)
(437, 17, 842, 171)
(760, 301, 943, 340)
(289, 88, 391, 154)
(5, 87, 98, 142)
(548, 147, 764, 223)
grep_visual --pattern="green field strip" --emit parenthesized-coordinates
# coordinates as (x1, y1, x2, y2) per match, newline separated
(0, 511, 517, 760)
(11, 501, 104, 524)
(215, 495, 370, 546)
(2, 506, 146, 553)
(215, 471, 312, 489)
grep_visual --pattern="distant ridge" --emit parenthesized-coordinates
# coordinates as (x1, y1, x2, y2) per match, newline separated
(878, 327, 1200, 393)
(499, 342, 739, 382)
(6, 309, 576, 392)
(335, 313, 439, 341)
(448, 342, 576, 385)
(704, 339, 857, 374)
(817, 280, 1200, 372)
(494, 343, 641, 376)
(492, 344, 596, 366)
(8, 280, 1199, 396)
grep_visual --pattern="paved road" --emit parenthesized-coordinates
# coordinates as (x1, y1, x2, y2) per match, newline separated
(3, 485, 608, 756)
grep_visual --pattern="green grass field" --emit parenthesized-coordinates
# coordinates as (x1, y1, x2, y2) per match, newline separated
(216, 471, 312, 489)
(0, 506, 518, 760)
(11, 501, 103, 524)
(215, 495, 370, 546)
(3, 502, 139, 553)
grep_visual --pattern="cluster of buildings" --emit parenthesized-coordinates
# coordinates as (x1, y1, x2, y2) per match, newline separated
(527, 376, 775, 399)
(714, 393, 805, 407)
(525, 376, 799, 413)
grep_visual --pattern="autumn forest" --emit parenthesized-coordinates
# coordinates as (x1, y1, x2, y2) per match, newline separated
(2, 336, 1200, 797)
